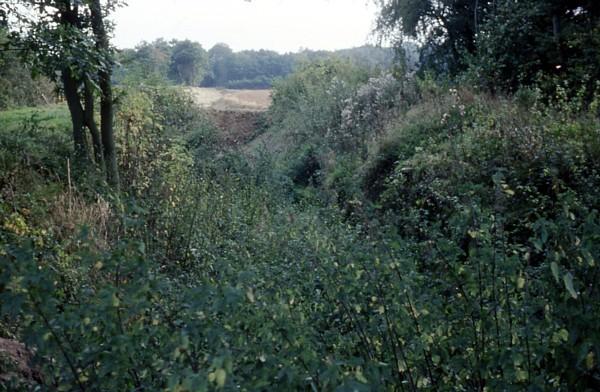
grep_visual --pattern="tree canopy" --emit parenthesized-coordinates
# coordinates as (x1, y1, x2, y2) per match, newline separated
(168, 40, 208, 86)
(375, 0, 600, 95)
(4, 0, 122, 186)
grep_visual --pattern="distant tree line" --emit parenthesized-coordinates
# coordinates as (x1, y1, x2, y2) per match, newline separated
(116, 40, 395, 89)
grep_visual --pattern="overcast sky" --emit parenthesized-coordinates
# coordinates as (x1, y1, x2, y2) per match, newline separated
(111, 0, 379, 53)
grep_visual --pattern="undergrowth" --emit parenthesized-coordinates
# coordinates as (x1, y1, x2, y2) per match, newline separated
(1, 72, 600, 391)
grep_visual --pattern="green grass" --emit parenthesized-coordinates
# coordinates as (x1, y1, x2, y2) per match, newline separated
(0, 104, 72, 193)
(0, 103, 70, 132)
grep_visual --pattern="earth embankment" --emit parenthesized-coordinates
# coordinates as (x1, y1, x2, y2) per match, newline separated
(186, 88, 271, 146)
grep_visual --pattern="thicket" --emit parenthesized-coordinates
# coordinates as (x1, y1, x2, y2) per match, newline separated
(1, 1, 600, 390)
(257, 65, 600, 390)
(2, 57, 600, 390)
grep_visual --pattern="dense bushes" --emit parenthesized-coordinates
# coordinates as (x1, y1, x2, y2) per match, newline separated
(2, 0, 599, 387)
(261, 67, 600, 389)
(2, 59, 600, 390)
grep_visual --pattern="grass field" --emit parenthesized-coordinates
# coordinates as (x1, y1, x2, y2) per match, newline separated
(0, 104, 70, 133)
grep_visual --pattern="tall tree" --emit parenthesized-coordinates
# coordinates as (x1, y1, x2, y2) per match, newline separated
(475, 0, 600, 94)
(168, 40, 208, 86)
(374, 0, 487, 73)
(375, 0, 600, 97)
(90, 0, 119, 188)
(4, 0, 122, 188)
(205, 43, 234, 87)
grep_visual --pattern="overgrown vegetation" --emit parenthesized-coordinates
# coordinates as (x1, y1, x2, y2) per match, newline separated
(0, 29, 55, 110)
(1, 0, 600, 390)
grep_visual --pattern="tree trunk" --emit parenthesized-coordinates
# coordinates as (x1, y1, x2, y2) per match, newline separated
(90, 0, 120, 190)
(552, 14, 563, 66)
(99, 71, 119, 189)
(62, 69, 88, 160)
(59, 1, 88, 161)
(84, 79, 104, 168)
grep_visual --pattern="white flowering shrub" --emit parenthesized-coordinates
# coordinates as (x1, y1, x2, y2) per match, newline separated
(333, 73, 403, 156)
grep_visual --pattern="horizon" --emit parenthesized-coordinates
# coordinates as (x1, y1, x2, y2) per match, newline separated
(118, 40, 391, 55)
(111, 0, 380, 54)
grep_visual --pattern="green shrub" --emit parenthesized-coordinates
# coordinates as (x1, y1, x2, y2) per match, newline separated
(2, 68, 600, 391)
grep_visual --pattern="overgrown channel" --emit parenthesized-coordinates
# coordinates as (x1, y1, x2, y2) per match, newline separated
(1, 1, 600, 391)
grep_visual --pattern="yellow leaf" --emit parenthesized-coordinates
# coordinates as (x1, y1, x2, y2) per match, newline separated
(355, 368, 368, 384)
(111, 293, 120, 307)
(586, 352, 595, 370)
(246, 288, 255, 303)
(215, 368, 226, 388)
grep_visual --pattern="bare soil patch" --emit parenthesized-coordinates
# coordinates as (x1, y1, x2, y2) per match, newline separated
(186, 88, 271, 112)
(207, 109, 266, 147)
(0, 338, 38, 386)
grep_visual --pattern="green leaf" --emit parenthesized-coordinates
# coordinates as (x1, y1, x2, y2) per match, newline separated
(111, 293, 120, 307)
(563, 273, 578, 299)
(557, 328, 569, 342)
(550, 262, 560, 283)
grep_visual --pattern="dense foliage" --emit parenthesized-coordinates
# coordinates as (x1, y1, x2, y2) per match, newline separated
(473, 0, 600, 96)
(377, 0, 600, 97)
(2, 62, 600, 390)
(1, 1, 600, 390)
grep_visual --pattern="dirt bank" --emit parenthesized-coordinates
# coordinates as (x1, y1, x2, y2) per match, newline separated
(207, 109, 267, 147)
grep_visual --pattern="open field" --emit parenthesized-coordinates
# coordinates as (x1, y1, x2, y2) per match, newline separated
(184, 87, 272, 112)
(0, 104, 70, 132)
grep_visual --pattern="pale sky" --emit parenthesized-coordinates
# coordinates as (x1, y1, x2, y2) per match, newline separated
(111, 0, 379, 53)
